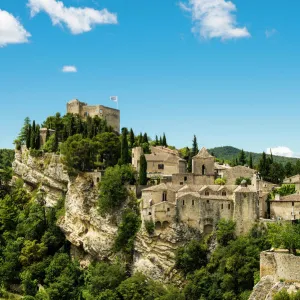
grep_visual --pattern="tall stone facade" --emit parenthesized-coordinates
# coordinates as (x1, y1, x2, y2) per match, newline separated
(67, 99, 120, 132)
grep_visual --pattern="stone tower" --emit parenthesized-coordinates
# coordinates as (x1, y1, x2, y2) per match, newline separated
(233, 180, 259, 235)
(192, 147, 215, 175)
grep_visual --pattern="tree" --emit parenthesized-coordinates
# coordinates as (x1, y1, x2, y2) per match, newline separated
(129, 128, 135, 148)
(139, 154, 147, 185)
(162, 133, 167, 147)
(121, 128, 129, 165)
(18, 117, 31, 145)
(238, 149, 247, 166)
(98, 165, 135, 214)
(143, 133, 148, 144)
(258, 152, 270, 180)
(155, 135, 159, 146)
(191, 135, 198, 156)
(175, 240, 208, 276)
(285, 162, 294, 178)
(249, 153, 253, 169)
(269, 162, 285, 184)
(235, 177, 251, 185)
(216, 219, 236, 246)
(30, 121, 36, 149)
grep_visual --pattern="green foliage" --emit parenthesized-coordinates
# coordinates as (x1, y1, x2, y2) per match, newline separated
(114, 209, 141, 254)
(238, 149, 247, 166)
(273, 289, 291, 300)
(83, 262, 126, 298)
(0, 149, 15, 169)
(29, 149, 43, 158)
(120, 128, 130, 164)
(191, 135, 198, 157)
(214, 178, 226, 185)
(19, 240, 47, 267)
(216, 219, 236, 247)
(175, 240, 208, 276)
(98, 164, 135, 214)
(235, 177, 251, 185)
(267, 222, 300, 254)
(144, 219, 155, 235)
(139, 154, 147, 185)
(271, 184, 296, 198)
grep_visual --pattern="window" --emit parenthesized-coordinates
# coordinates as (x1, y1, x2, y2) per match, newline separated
(205, 191, 209, 196)
(192, 200, 195, 206)
(180, 182, 183, 185)
(228, 204, 231, 210)
(167, 208, 170, 212)
(292, 202, 294, 207)
(221, 204, 223, 209)
(99, 109, 103, 114)
(202, 165, 206, 175)
(183, 200, 185, 206)
(207, 200, 210, 204)
(148, 212, 152, 215)
(162, 191, 167, 202)
(184, 176, 187, 182)
(222, 191, 226, 196)
(96, 177, 100, 183)
(158, 164, 164, 170)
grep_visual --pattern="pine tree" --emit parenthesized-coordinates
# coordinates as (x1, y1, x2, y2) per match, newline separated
(139, 155, 147, 185)
(249, 153, 253, 169)
(129, 128, 135, 148)
(18, 117, 31, 145)
(238, 149, 247, 166)
(121, 128, 129, 164)
(30, 121, 36, 149)
(162, 133, 167, 147)
(192, 135, 198, 156)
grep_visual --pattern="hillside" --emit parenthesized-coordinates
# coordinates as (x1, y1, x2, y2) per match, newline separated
(208, 146, 299, 166)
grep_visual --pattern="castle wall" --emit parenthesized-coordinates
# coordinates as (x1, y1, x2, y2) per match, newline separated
(177, 195, 234, 232)
(270, 201, 300, 221)
(260, 251, 300, 282)
(233, 191, 259, 235)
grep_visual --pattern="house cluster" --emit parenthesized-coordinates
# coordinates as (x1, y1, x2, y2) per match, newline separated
(132, 146, 300, 235)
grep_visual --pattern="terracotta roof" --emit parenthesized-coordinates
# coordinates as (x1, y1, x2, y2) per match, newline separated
(193, 147, 214, 159)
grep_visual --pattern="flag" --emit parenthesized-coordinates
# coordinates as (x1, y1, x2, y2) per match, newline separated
(110, 96, 118, 102)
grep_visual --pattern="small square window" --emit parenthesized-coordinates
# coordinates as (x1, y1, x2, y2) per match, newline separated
(207, 200, 209, 204)
(184, 176, 187, 182)
(158, 164, 164, 170)
(167, 208, 170, 212)
(180, 182, 183, 185)
(148, 212, 152, 215)
(192, 200, 195, 206)
(221, 204, 223, 209)
(183, 200, 185, 206)
(228, 204, 231, 210)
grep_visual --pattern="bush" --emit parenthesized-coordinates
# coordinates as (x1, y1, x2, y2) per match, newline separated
(216, 219, 236, 247)
(29, 149, 43, 158)
(273, 289, 290, 300)
(235, 177, 251, 185)
(214, 178, 226, 185)
(144, 219, 155, 235)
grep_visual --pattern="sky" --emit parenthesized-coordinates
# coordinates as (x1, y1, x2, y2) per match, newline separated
(0, 0, 300, 157)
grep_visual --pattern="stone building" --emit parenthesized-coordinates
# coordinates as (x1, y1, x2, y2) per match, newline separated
(141, 180, 259, 236)
(132, 146, 186, 180)
(66, 99, 120, 132)
(40, 128, 55, 147)
(270, 194, 300, 221)
(283, 174, 300, 192)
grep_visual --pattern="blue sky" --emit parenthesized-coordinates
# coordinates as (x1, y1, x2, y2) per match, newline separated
(0, 0, 300, 157)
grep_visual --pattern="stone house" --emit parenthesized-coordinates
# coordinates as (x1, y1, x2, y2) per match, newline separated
(132, 146, 186, 180)
(283, 174, 300, 192)
(66, 99, 120, 132)
(270, 194, 300, 221)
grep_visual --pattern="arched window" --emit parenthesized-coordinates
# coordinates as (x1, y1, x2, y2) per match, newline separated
(162, 191, 167, 202)
(205, 190, 209, 196)
(202, 165, 206, 175)
(222, 191, 226, 196)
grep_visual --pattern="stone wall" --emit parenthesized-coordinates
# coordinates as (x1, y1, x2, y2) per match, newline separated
(270, 200, 300, 221)
(172, 174, 214, 185)
(260, 251, 300, 282)
(223, 166, 256, 185)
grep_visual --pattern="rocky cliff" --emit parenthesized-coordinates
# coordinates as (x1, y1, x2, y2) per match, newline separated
(12, 148, 192, 282)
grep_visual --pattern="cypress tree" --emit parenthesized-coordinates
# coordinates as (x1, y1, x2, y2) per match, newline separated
(35, 125, 40, 149)
(139, 154, 147, 185)
(155, 135, 159, 146)
(238, 149, 247, 166)
(30, 121, 36, 149)
(26, 125, 31, 149)
(162, 133, 167, 147)
(187, 153, 192, 173)
(159, 136, 163, 146)
(138, 133, 143, 146)
(249, 153, 253, 169)
(121, 128, 129, 164)
(143, 133, 148, 144)
(129, 128, 135, 148)
(192, 135, 198, 156)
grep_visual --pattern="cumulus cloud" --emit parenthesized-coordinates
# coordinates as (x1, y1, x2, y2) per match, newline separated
(179, 0, 250, 40)
(266, 147, 296, 158)
(0, 10, 31, 47)
(27, 0, 118, 34)
(265, 28, 277, 38)
(62, 65, 77, 72)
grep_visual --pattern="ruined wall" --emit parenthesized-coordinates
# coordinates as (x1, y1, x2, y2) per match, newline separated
(260, 251, 300, 282)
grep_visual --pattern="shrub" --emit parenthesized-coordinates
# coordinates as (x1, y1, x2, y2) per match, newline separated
(144, 220, 155, 235)
(273, 289, 290, 300)
(214, 178, 226, 185)
(29, 149, 43, 158)
(235, 177, 251, 185)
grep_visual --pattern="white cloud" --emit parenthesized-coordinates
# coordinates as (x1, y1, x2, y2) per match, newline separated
(179, 0, 250, 40)
(265, 28, 277, 38)
(27, 0, 117, 35)
(0, 10, 31, 47)
(62, 65, 77, 72)
(266, 146, 296, 158)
